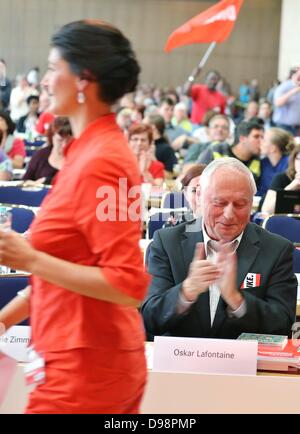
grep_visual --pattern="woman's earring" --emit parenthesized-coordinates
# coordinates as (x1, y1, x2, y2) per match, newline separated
(77, 92, 85, 104)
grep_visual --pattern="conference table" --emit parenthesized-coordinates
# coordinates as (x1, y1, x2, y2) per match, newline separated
(1, 360, 300, 414)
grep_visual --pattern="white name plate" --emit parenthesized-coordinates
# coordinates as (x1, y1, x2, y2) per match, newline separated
(0, 326, 31, 362)
(153, 336, 258, 376)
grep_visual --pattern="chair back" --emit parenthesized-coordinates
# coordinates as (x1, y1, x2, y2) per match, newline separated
(0, 184, 50, 207)
(8, 204, 36, 233)
(262, 214, 300, 243)
(293, 249, 300, 273)
(146, 210, 182, 239)
(161, 191, 189, 209)
(0, 275, 29, 325)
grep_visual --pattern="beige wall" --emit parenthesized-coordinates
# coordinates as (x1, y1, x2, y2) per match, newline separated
(0, 0, 281, 95)
(278, 0, 300, 81)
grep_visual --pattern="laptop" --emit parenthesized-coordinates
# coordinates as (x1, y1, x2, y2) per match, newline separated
(275, 190, 300, 214)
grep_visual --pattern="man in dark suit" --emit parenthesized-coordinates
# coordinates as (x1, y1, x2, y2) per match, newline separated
(142, 158, 297, 339)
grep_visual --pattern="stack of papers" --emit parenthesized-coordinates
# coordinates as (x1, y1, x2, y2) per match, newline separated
(238, 333, 288, 350)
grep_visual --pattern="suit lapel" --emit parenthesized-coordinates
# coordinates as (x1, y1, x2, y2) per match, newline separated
(236, 224, 260, 290)
(210, 223, 260, 335)
(181, 218, 203, 271)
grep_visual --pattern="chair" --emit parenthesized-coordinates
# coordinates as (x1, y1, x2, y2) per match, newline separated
(8, 204, 36, 233)
(262, 214, 300, 243)
(161, 191, 189, 209)
(146, 210, 181, 239)
(0, 275, 29, 325)
(293, 248, 300, 273)
(0, 184, 50, 207)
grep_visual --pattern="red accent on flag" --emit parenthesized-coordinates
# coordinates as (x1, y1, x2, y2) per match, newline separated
(164, 0, 244, 52)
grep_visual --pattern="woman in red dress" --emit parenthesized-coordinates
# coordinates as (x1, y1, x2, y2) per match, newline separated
(0, 20, 149, 414)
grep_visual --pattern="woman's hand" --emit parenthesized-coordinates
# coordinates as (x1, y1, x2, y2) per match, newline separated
(0, 230, 38, 272)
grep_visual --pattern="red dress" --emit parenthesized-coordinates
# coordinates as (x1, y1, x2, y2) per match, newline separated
(26, 114, 149, 413)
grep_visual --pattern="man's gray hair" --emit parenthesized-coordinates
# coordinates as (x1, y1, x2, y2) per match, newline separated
(199, 157, 257, 195)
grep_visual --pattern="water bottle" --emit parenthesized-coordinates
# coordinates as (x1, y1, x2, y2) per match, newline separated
(0, 206, 12, 274)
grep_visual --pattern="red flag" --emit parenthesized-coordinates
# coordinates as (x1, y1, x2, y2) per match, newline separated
(165, 0, 244, 52)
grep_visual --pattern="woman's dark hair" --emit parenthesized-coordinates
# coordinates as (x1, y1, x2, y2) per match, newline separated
(0, 110, 15, 135)
(51, 20, 140, 104)
(286, 144, 300, 180)
(181, 164, 207, 188)
(147, 114, 165, 137)
(47, 117, 72, 146)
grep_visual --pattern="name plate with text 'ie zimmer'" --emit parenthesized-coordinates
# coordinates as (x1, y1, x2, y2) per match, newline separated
(153, 336, 257, 376)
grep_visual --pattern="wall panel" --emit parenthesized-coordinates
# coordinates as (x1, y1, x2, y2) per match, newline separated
(0, 0, 281, 95)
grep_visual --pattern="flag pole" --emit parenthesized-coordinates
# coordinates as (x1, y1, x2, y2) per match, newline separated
(183, 41, 217, 94)
(197, 41, 217, 69)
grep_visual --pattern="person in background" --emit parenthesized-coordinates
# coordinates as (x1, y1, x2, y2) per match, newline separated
(164, 164, 206, 228)
(239, 79, 250, 104)
(257, 100, 275, 131)
(16, 95, 40, 136)
(172, 102, 193, 133)
(0, 109, 26, 168)
(144, 113, 177, 176)
(0, 129, 13, 180)
(9, 74, 38, 122)
(0, 19, 149, 414)
(184, 114, 231, 165)
(180, 164, 206, 217)
(116, 107, 133, 134)
(183, 70, 226, 125)
(142, 158, 297, 339)
(257, 127, 294, 198)
(23, 117, 72, 184)
(0, 59, 12, 110)
(35, 89, 55, 135)
(261, 144, 300, 214)
(273, 66, 300, 135)
(197, 120, 263, 187)
(128, 123, 164, 186)
(27, 66, 40, 90)
(241, 100, 259, 123)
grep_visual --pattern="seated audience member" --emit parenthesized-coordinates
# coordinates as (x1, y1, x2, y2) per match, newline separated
(159, 97, 194, 151)
(116, 107, 133, 134)
(23, 117, 72, 184)
(191, 110, 216, 144)
(144, 114, 177, 176)
(0, 130, 13, 180)
(261, 144, 300, 214)
(172, 102, 193, 133)
(164, 164, 206, 227)
(257, 127, 294, 197)
(142, 158, 297, 339)
(9, 74, 37, 122)
(0, 110, 26, 168)
(35, 89, 55, 135)
(0, 59, 12, 111)
(16, 95, 40, 135)
(258, 100, 275, 131)
(128, 123, 164, 186)
(197, 120, 263, 187)
(185, 114, 231, 164)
